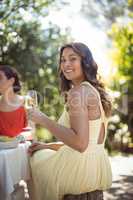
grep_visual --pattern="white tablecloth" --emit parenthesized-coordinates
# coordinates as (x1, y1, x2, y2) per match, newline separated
(0, 142, 31, 200)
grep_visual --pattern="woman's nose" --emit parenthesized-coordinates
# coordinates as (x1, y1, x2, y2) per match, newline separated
(64, 60, 71, 68)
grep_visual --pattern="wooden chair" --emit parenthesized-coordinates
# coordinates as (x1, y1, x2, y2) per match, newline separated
(63, 190, 104, 200)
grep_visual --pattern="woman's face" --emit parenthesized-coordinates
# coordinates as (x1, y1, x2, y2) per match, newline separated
(0, 70, 14, 94)
(60, 47, 85, 85)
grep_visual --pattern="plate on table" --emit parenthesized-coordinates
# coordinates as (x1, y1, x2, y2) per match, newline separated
(0, 139, 19, 150)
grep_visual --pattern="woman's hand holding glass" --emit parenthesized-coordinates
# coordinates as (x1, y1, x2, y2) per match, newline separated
(24, 90, 42, 141)
(25, 89, 42, 123)
(27, 107, 44, 124)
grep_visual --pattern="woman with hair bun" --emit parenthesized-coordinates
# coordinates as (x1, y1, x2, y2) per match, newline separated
(0, 65, 27, 138)
(28, 42, 112, 200)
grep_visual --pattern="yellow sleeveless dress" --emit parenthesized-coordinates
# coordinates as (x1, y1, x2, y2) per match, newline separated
(30, 81, 112, 200)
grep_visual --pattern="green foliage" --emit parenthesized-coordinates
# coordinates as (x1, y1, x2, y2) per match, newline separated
(0, 0, 70, 120)
(109, 23, 133, 79)
(108, 22, 133, 145)
(109, 22, 133, 97)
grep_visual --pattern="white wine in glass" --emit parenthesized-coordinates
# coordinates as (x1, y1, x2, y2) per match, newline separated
(24, 90, 38, 141)
(25, 90, 38, 108)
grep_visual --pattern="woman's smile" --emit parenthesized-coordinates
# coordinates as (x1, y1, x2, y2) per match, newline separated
(64, 68, 74, 75)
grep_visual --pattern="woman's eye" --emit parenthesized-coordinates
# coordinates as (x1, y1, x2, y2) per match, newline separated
(61, 59, 65, 63)
(70, 57, 77, 61)
(61, 57, 77, 63)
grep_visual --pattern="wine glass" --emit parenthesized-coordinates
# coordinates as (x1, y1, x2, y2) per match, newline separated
(25, 90, 38, 109)
(25, 90, 38, 142)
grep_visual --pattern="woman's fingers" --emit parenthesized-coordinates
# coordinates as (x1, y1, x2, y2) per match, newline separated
(27, 107, 44, 124)
(28, 147, 39, 156)
(28, 143, 38, 154)
(28, 142, 44, 156)
(29, 143, 40, 152)
(27, 108, 34, 120)
(31, 141, 40, 147)
(28, 148, 38, 156)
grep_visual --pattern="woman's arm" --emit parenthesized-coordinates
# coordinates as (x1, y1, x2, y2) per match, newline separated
(29, 85, 89, 152)
(28, 141, 64, 155)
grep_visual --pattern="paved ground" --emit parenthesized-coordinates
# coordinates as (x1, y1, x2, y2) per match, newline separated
(104, 155, 133, 200)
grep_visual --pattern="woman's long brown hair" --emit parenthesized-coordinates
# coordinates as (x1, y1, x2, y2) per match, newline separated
(58, 42, 112, 117)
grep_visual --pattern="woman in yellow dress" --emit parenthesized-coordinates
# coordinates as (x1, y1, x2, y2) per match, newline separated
(28, 42, 112, 200)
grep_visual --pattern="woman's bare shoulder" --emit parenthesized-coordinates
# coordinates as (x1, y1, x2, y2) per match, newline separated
(68, 83, 99, 108)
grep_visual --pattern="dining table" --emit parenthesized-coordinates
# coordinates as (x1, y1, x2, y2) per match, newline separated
(0, 141, 31, 200)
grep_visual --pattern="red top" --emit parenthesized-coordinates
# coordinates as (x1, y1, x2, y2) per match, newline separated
(0, 106, 27, 137)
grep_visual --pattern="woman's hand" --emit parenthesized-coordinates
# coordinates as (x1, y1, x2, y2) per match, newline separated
(27, 108, 45, 124)
(28, 142, 46, 156)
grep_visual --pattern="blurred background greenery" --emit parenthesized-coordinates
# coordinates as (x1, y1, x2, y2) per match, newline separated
(0, 0, 133, 153)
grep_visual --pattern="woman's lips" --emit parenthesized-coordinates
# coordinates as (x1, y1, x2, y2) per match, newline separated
(64, 69, 73, 73)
